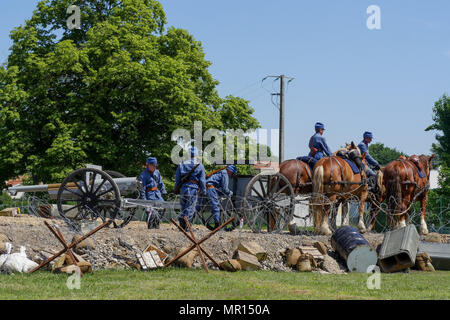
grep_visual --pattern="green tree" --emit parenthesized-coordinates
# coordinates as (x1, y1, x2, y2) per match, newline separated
(426, 94, 450, 196)
(0, 0, 260, 185)
(368, 142, 406, 166)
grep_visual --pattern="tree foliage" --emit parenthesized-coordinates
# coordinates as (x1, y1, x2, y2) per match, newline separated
(368, 142, 406, 166)
(0, 0, 260, 185)
(426, 94, 450, 196)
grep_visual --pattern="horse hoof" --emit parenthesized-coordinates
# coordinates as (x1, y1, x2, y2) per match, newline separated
(319, 226, 332, 236)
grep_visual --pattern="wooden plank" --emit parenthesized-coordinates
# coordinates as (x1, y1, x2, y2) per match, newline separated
(136, 253, 147, 271)
(149, 251, 164, 268)
(142, 251, 157, 269)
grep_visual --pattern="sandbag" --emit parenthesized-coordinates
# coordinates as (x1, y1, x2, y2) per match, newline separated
(1, 245, 38, 274)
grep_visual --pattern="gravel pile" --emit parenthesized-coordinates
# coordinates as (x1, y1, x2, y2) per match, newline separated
(0, 215, 385, 273)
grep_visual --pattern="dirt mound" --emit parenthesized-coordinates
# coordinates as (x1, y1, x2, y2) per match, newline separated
(0, 215, 384, 273)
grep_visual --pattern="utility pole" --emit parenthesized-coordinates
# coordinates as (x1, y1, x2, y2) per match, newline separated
(263, 75, 294, 165)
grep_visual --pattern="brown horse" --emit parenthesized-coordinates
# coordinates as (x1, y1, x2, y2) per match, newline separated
(278, 159, 313, 195)
(383, 154, 434, 235)
(312, 142, 370, 235)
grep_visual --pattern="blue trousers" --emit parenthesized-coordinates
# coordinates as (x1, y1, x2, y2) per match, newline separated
(180, 186, 199, 222)
(196, 187, 220, 223)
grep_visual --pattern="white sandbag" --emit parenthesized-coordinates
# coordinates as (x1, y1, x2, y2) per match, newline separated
(1, 246, 38, 274)
(0, 242, 12, 268)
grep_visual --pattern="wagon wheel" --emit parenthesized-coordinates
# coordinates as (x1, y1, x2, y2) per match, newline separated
(57, 168, 121, 232)
(104, 170, 138, 228)
(243, 172, 295, 233)
(199, 196, 239, 232)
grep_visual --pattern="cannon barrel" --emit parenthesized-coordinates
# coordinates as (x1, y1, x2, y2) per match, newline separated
(8, 177, 138, 197)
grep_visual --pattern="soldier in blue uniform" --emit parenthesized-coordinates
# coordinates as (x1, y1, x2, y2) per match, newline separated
(175, 147, 206, 230)
(357, 131, 380, 178)
(308, 122, 333, 167)
(197, 165, 237, 229)
(138, 157, 167, 229)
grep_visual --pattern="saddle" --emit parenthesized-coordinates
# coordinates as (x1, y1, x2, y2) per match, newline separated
(336, 150, 363, 174)
(402, 155, 426, 179)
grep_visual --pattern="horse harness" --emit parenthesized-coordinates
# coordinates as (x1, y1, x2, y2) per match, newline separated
(326, 156, 367, 186)
(294, 160, 312, 192)
(397, 159, 430, 190)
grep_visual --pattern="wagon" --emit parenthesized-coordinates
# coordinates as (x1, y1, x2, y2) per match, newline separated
(7, 164, 298, 233)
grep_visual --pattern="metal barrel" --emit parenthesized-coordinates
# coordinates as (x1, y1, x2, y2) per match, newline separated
(331, 226, 377, 272)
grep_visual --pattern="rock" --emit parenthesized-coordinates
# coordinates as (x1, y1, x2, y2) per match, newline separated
(52, 253, 93, 273)
(72, 235, 95, 253)
(220, 259, 242, 272)
(313, 241, 328, 255)
(237, 241, 267, 261)
(424, 233, 442, 243)
(118, 237, 136, 251)
(233, 250, 261, 271)
(297, 254, 312, 272)
(286, 248, 301, 267)
(175, 248, 198, 269)
(126, 259, 141, 270)
(321, 255, 343, 274)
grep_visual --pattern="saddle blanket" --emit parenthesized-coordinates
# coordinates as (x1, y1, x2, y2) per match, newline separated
(296, 156, 315, 171)
(344, 159, 360, 174)
(417, 169, 426, 178)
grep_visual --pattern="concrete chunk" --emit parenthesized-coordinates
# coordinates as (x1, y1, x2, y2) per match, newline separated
(220, 259, 242, 272)
(237, 241, 267, 261)
(233, 250, 261, 271)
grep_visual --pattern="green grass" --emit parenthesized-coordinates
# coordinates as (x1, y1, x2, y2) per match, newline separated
(0, 269, 448, 300)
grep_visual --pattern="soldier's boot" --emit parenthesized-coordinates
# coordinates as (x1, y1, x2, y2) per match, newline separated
(214, 221, 220, 230)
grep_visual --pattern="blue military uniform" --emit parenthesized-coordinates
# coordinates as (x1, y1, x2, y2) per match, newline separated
(197, 165, 236, 224)
(138, 169, 167, 201)
(307, 122, 333, 167)
(138, 157, 167, 229)
(176, 147, 206, 228)
(357, 131, 379, 177)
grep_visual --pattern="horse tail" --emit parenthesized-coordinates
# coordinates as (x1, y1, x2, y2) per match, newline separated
(386, 166, 402, 226)
(312, 165, 324, 233)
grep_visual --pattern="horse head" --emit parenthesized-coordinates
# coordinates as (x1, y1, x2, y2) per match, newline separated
(418, 154, 435, 178)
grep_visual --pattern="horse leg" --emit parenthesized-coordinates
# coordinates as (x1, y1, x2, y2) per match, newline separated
(341, 201, 349, 227)
(420, 195, 429, 235)
(357, 194, 367, 233)
(319, 203, 332, 235)
(398, 198, 408, 228)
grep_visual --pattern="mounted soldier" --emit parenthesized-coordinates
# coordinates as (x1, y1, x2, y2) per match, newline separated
(138, 157, 167, 229)
(175, 147, 206, 231)
(308, 122, 333, 168)
(197, 165, 237, 229)
(357, 131, 381, 189)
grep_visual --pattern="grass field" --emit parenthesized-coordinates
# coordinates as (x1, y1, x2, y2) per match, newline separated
(0, 269, 449, 300)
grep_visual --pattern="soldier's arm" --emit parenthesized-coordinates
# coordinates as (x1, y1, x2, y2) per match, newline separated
(320, 137, 333, 156)
(199, 165, 207, 194)
(359, 143, 378, 166)
(175, 166, 181, 187)
(156, 171, 167, 195)
(220, 171, 233, 196)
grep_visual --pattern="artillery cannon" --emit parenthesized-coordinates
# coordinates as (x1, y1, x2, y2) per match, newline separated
(7, 165, 179, 230)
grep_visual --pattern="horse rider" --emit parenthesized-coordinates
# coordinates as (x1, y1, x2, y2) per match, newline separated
(197, 165, 237, 229)
(138, 157, 167, 229)
(358, 131, 381, 188)
(308, 122, 333, 167)
(175, 147, 206, 231)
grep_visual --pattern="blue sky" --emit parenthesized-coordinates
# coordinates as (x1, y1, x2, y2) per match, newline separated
(1, 1, 449, 160)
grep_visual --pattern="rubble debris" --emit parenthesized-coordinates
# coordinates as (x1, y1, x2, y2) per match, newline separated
(237, 241, 267, 261)
(72, 235, 95, 253)
(220, 259, 242, 272)
(414, 252, 435, 272)
(313, 241, 328, 255)
(321, 255, 344, 274)
(233, 250, 261, 271)
(418, 242, 450, 271)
